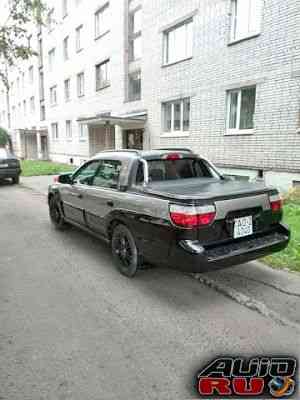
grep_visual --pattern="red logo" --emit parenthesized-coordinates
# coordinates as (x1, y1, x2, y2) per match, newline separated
(196, 357, 296, 398)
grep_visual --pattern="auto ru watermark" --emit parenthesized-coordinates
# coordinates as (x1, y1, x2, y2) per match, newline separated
(195, 356, 297, 398)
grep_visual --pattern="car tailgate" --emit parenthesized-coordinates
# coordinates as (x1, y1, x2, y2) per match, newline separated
(144, 179, 278, 244)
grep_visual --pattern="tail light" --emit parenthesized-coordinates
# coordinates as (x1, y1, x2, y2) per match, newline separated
(53, 175, 59, 183)
(163, 153, 182, 160)
(269, 194, 283, 213)
(169, 204, 216, 229)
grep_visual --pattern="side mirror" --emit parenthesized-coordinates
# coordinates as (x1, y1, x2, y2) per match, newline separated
(57, 173, 73, 184)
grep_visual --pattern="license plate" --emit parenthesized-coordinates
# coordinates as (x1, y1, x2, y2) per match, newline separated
(0, 164, 8, 168)
(234, 216, 253, 239)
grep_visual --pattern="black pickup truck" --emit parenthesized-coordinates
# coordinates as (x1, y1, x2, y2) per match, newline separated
(48, 149, 290, 277)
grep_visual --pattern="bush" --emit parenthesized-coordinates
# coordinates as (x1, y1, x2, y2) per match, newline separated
(0, 127, 9, 147)
(283, 187, 300, 205)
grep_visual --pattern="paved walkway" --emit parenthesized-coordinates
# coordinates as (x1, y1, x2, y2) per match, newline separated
(20, 175, 55, 195)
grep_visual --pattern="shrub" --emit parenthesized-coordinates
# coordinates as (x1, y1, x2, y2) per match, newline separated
(283, 187, 300, 205)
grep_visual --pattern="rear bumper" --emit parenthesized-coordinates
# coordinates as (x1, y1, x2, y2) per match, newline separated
(0, 168, 21, 179)
(168, 224, 290, 273)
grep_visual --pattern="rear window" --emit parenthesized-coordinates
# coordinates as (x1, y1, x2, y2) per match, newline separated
(136, 158, 219, 183)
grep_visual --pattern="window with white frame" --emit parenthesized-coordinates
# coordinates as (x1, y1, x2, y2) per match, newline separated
(66, 120, 72, 139)
(50, 85, 57, 105)
(95, 3, 110, 39)
(226, 86, 256, 133)
(23, 100, 26, 116)
(40, 103, 46, 121)
(129, 7, 142, 61)
(96, 60, 110, 90)
(64, 78, 70, 101)
(29, 66, 34, 84)
(48, 48, 55, 71)
(231, 0, 262, 42)
(79, 124, 86, 141)
(128, 70, 141, 101)
(162, 98, 190, 134)
(51, 123, 59, 140)
(62, 0, 68, 17)
(77, 72, 85, 97)
(164, 19, 193, 65)
(30, 96, 35, 113)
(63, 36, 69, 60)
(76, 25, 83, 51)
(47, 8, 54, 32)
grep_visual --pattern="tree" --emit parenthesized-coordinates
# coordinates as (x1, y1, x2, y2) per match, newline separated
(0, 0, 48, 88)
(0, 126, 9, 147)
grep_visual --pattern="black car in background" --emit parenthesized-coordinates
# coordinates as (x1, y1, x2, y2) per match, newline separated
(0, 148, 21, 184)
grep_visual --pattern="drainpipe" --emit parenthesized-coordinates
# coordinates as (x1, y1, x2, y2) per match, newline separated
(4, 65, 13, 153)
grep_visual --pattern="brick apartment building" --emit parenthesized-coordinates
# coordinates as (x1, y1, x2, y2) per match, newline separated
(0, 0, 299, 191)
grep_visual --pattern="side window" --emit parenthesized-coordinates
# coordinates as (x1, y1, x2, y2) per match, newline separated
(73, 161, 100, 185)
(92, 160, 122, 189)
(136, 161, 144, 184)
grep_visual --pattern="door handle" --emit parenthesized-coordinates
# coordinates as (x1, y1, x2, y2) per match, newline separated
(107, 201, 114, 207)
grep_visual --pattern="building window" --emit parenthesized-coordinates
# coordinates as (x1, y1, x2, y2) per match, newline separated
(48, 48, 55, 72)
(29, 66, 34, 84)
(64, 78, 71, 101)
(77, 72, 85, 97)
(95, 3, 110, 39)
(23, 100, 26, 116)
(231, 0, 262, 42)
(22, 72, 25, 88)
(62, 0, 68, 17)
(95, 60, 110, 91)
(51, 123, 59, 140)
(163, 19, 193, 65)
(128, 71, 141, 101)
(130, 35, 142, 61)
(226, 86, 256, 133)
(47, 8, 54, 32)
(39, 71, 45, 100)
(76, 25, 83, 52)
(79, 124, 86, 141)
(162, 98, 190, 133)
(38, 38, 43, 67)
(50, 85, 58, 106)
(63, 36, 69, 60)
(129, 7, 142, 62)
(66, 120, 72, 140)
(40, 103, 46, 121)
(30, 96, 35, 113)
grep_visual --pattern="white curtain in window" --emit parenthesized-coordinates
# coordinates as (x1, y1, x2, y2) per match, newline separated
(234, 0, 261, 40)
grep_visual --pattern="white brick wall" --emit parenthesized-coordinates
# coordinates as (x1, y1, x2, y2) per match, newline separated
(0, 0, 299, 185)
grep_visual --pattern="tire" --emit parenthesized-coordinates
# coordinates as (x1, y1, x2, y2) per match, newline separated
(12, 176, 20, 184)
(111, 224, 140, 277)
(49, 196, 69, 230)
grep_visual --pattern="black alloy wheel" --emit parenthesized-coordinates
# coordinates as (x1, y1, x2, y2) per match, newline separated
(111, 225, 140, 277)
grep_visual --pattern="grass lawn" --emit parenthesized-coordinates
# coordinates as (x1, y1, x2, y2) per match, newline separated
(264, 201, 300, 273)
(21, 160, 75, 177)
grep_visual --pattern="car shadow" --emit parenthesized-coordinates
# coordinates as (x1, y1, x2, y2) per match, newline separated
(51, 223, 223, 311)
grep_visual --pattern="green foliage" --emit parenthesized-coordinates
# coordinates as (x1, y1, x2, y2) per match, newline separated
(0, 0, 48, 88)
(264, 202, 300, 272)
(0, 126, 9, 146)
(21, 160, 75, 177)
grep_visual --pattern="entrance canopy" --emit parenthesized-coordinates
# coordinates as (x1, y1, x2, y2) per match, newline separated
(77, 114, 146, 128)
